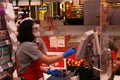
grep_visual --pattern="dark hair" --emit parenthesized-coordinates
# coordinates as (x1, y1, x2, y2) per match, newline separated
(17, 20, 35, 43)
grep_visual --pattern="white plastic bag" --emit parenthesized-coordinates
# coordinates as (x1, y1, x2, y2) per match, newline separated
(70, 76, 79, 80)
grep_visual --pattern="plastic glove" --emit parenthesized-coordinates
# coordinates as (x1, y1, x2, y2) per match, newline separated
(63, 48, 76, 58)
(47, 69, 61, 76)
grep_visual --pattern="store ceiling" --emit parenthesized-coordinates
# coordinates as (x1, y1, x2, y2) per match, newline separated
(43, 0, 73, 2)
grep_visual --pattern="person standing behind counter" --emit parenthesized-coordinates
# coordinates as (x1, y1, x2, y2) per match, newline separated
(16, 17, 76, 80)
(33, 21, 54, 80)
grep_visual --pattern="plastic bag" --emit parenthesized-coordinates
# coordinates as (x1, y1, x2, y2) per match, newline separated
(70, 76, 79, 80)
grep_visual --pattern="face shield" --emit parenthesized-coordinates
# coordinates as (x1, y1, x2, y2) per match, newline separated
(33, 24, 41, 37)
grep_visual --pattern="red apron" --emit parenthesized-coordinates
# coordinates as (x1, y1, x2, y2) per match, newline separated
(19, 59, 43, 80)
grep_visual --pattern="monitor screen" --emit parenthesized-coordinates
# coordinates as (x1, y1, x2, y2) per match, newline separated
(76, 30, 101, 67)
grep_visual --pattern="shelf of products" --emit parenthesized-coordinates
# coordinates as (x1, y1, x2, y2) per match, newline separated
(65, 1, 83, 18)
(71, 5, 83, 18)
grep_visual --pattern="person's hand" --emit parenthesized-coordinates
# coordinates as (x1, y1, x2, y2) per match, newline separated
(63, 48, 76, 58)
(47, 69, 61, 76)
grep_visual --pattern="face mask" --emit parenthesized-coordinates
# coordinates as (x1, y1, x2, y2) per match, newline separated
(33, 32, 40, 37)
